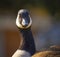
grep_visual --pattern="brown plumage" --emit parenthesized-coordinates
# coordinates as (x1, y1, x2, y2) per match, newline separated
(49, 45, 60, 51)
(32, 45, 60, 57)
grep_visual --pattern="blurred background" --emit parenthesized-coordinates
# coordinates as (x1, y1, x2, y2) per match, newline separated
(0, 0, 60, 57)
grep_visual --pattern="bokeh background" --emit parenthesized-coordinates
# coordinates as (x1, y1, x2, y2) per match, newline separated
(0, 0, 60, 57)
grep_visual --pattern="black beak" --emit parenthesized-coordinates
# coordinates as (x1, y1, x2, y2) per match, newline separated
(21, 16, 30, 27)
(19, 11, 30, 27)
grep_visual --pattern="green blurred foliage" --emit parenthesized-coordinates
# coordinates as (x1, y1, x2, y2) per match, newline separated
(0, 0, 60, 17)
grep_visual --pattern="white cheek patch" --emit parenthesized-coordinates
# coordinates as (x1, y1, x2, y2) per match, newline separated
(16, 15, 23, 28)
(12, 50, 31, 57)
(16, 15, 32, 29)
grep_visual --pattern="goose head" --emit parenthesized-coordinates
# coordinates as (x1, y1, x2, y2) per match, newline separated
(16, 9, 32, 29)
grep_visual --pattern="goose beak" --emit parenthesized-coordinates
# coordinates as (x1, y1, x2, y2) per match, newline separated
(21, 18, 29, 27)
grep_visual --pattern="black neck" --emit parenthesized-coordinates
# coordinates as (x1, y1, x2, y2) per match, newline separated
(19, 28, 36, 55)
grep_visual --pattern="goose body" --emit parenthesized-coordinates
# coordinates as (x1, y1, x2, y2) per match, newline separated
(12, 9, 60, 57)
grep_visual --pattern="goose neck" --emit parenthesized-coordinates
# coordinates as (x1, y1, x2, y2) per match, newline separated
(19, 28, 36, 55)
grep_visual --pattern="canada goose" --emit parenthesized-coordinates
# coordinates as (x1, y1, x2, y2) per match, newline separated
(12, 9, 36, 57)
(12, 9, 60, 57)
